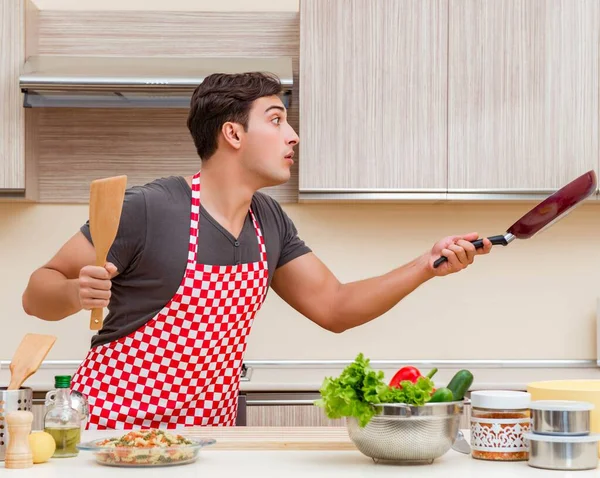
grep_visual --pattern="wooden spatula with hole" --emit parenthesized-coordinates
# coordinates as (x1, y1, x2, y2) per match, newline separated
(88, 175, 128, 331)
(7, 334, 57, 390)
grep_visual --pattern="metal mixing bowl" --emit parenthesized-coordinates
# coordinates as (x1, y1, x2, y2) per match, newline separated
(346, 401, 464, 464)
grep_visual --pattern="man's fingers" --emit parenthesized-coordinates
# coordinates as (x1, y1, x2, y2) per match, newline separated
(81, 298, 110, 310)
(448, 243, 468, 266)
(459, 232, 479, 242)
(441, 248, 461, 270)
(79, 276, 112, 291)
(481, 237, 493, 253)
(455, 239, 476, 263)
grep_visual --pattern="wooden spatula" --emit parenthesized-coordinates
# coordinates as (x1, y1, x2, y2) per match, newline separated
(88, 175, 128, 331)
(7, 334, 57, 390)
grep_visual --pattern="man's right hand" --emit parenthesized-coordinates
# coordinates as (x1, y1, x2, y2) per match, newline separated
(78, 263, 118, 310)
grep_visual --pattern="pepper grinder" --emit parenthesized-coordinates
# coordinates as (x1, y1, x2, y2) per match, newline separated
(5, 410, 34, 469)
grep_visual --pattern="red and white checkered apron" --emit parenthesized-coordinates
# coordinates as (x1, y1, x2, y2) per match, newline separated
(71, 171, 269, 430)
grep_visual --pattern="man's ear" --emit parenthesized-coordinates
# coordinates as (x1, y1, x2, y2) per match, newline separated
(222, 122, 243, 150)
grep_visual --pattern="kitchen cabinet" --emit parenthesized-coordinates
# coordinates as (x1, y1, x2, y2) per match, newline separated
(447, 0, 599, 197)
(244, 392, 471, 428)
(247, 405, 343, 427)
(298, 0, 448, 201)
(0, 0, 25, 193)
(300, 0, 600, 201)
(244, 392, 342, 426)
(26, 9, 298, 203)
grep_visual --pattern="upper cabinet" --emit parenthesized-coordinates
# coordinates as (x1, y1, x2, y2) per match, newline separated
(447, 0, 599, 197)
(0, 0, 25, 193)
(299, 0, 600, 201)
(299, 0, 449, 201)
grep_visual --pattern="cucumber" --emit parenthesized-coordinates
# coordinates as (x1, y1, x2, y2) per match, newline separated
(426, 368, 438, 379)
(429, 387, 454, 403)
(446, 370, 474, 401)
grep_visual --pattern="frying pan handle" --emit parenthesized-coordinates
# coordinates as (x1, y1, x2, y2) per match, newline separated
(433, 235, 508, 268)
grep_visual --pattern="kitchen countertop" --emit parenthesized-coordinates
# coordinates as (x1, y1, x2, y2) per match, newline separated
(2, 427, 599, 477)
(3, 362, 600, 393)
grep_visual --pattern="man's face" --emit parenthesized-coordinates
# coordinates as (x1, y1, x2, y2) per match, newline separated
(239, 95, 299, 187)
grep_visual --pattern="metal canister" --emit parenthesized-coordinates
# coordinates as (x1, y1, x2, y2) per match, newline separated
(530, 400, 592, 436)
(0, 387, 33, 461)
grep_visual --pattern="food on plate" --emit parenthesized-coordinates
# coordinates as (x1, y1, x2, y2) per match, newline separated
(28, 431, 56, 464)
(97, 429, 193, 447)
(93, 429, 197, 466)
(316, 353, 474, 427)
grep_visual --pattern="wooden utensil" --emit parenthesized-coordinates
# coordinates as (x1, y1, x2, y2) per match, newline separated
(88, 175, 127, 330)
(7, 333, 57, 391)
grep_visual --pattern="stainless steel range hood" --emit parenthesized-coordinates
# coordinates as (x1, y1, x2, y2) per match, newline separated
(19, 56, 293, 109)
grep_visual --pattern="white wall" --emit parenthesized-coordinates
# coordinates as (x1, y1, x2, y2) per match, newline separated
(3, 200, 598, 362)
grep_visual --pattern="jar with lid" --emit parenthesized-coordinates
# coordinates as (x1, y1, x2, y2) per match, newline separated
(43, 375, 81, 458)
(470, 390, 531, 461)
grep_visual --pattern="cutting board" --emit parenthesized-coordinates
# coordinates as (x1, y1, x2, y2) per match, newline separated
(182, 426, 356, 451)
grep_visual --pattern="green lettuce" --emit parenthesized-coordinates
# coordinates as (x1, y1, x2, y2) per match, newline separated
(315, 353, 435, 427)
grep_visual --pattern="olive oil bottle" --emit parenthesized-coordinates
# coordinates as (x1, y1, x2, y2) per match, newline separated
(44, 375, 81, 458)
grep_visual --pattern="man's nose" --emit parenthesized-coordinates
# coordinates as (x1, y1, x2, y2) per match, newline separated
(287, 126, 300, 145)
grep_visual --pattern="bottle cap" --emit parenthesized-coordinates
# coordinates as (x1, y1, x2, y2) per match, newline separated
(54, 375, 71, 389)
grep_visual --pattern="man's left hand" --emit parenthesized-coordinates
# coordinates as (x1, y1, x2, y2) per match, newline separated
(426, 232, 492, 277)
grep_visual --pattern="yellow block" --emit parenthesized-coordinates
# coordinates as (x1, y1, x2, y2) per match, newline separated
(527, 380, 600, 456)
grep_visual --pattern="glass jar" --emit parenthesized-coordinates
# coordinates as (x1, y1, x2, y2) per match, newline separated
(43, 375, 81, 458)
(470, 390, 531, 461)
(45, 387, 89, 431)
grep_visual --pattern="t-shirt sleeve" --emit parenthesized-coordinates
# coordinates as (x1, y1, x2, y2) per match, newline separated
(271, 200, 312, 269)
(80, 186, 147, 274)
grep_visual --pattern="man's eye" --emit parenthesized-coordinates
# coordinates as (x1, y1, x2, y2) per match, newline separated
(272, 117, 281, 124)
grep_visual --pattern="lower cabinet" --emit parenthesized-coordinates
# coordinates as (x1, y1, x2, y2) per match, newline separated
(31, 402, 45, 431)
(243, 392, 471, 429)
(246, 405, 344, 427)
(32, 392, 471, 429)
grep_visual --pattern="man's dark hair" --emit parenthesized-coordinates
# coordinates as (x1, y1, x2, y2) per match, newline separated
(187, 71, 283, 160)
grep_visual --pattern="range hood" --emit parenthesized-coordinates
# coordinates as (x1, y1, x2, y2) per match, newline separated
(19, 56, 293, 109)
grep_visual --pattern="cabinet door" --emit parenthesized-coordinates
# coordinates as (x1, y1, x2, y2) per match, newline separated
(246, 405, 344, 427)
(299, 0, 448, 199)
(0, 0, 25, 191)
(448, 0, 599, 195)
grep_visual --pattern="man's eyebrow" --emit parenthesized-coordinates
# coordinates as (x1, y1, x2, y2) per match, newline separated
(264, 105, 286, 114)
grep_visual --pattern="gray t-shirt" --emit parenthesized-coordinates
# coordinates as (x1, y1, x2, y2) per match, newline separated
(81, 176, 311, 348)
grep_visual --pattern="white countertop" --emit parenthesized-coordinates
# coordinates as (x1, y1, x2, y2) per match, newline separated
(4, 363, 600, 393)
(2, 429, 600, 477)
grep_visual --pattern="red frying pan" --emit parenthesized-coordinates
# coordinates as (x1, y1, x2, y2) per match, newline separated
(434, 170, 597, 268)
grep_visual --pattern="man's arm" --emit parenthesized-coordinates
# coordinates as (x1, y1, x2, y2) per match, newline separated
(22, 232, 117, 322)
(271, 232, 491, 333)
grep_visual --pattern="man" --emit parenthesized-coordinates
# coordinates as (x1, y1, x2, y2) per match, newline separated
(22, 72, 492, 430)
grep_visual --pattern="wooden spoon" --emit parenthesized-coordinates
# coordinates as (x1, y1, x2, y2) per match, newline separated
(88, 175, 128, 331)
(7, 333, 57, 390)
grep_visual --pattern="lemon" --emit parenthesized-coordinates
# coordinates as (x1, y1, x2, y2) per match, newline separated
(28, 431, 56, 464)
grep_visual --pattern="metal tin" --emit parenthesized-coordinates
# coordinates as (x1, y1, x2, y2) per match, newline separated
(525, 432, 600, 471)
(530, 400, 592, 436)
(0, 387, 33, 461)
